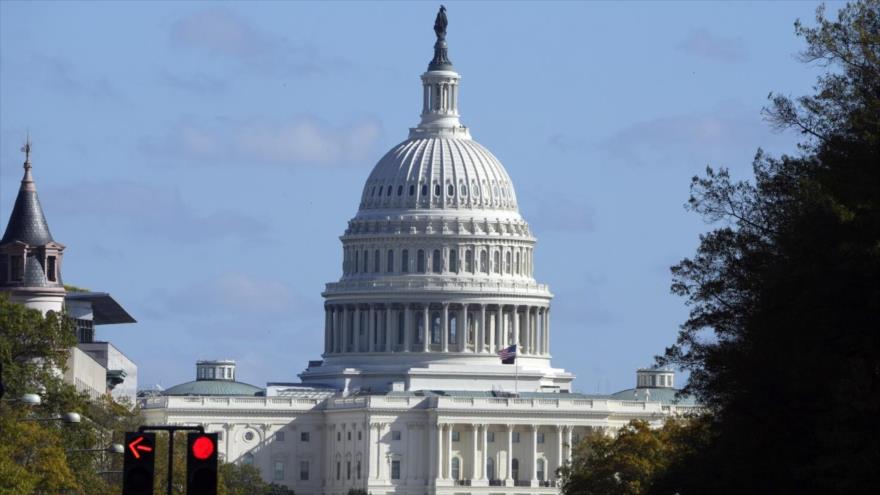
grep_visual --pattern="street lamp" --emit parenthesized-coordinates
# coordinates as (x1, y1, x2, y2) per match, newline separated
(1, 393, 42, 406)
(67, 443, 125, 455)
(25, 411, 81, 424)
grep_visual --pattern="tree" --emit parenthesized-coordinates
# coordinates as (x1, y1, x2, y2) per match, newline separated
(0, 294, 142, 494)
(660, 1, 880, 492)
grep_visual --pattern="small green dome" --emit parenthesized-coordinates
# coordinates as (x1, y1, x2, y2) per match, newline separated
(162, 379, 263, 397)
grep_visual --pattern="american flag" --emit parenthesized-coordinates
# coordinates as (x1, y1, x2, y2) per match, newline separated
(497, 344, 517, 364)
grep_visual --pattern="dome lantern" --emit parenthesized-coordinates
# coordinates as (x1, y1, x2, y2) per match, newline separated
(410, 6, 470, 140)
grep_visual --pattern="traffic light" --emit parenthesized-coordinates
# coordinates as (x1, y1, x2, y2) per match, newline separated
(186, 432, 218, 495)
(123, 432, 155, 495)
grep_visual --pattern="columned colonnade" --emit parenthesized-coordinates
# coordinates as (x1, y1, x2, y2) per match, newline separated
(323, 303, 550, 356)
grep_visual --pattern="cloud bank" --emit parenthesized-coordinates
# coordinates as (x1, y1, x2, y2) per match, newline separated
(140, 116, 382, 168)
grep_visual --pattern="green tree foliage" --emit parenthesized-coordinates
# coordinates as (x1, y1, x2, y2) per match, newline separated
(659, 1, 880, 492)
(0, 294, 142, 494)
(559, 418, 710, 495)
(219, 461, 294, 495)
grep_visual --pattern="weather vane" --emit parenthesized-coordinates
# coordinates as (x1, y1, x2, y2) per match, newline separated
(21, 133, 32, 169)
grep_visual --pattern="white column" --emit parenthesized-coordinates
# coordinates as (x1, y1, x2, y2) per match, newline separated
(565, 426, 573, 463)
(477, 304, 486, 353)
(471, 424, 479, 480)
(459, 305, 467, 352)
(512, 306, 520, 350)
(437, 424, 445, 480)
(555, 425, 564, 480)
(530, 425, 538, 485)
(523, 306, 531, 355)
(423, 306, 430, 352)
(546, 308, 551, 356)
(324, 307, 331, 353)
(403, 305, 411, 352)
(446, 424, 454, 480)
(441, 303, 449, 353)
(480, 425, 488, 481)
(496, 306, 504, 350)
(505, 424, 513, 484)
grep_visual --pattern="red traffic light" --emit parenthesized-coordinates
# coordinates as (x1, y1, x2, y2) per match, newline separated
(191, 435, 215, 460)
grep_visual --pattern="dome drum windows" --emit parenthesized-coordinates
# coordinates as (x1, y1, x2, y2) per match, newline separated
(447, 183, 455, 197)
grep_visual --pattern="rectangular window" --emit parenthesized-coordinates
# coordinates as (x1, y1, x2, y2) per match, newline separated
(391, 460, 401, 480)
(513, 432, 520, 443)
(46, 256, 57, 282)
(301, 431, 310, 442)
(391, 430, 401, 441)
(337, 432, 341, 442)
(273, 461, 284, 481)
(487, 431, 495, 443)
(401, 250, 409, 273)
(336, 462, 341, 480)
(0, 255, 7, 283)
(347, 461, 351, 479)
(358, 431, 362, 441)
(275, 431, 285, 442)
(300, 460, 309, 481)
(217, 431, 224, 441)
(451, 431, 460, 442)
(537, 432, 545, 444)
(10, 255, 23, 281)
(357, 460, 362, 479)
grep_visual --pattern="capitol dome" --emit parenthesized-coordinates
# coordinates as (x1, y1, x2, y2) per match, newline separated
(358, 137, 519, 214)
(300, 10, 572, 394)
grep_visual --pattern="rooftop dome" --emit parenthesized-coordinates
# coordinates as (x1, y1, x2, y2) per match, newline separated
(161, 380, 263, 397)
(358, 138, 518, 213)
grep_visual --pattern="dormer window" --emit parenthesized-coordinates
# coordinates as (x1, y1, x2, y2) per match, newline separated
(47, 256, 57, 282)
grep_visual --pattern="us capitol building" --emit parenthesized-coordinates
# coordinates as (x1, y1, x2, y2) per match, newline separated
(138, 7, 698, 494)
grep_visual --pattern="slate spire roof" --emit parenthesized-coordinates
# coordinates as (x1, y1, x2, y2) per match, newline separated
(1, 137, 55, 246)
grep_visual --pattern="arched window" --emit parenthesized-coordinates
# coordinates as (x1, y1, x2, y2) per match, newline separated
(449, 249, 457, 272)
(417, 250, 426, 273)
(434, 183, 441, 197)
(515, 252, 520, 275)
(460, 181, 468, 196)
(480, 249, 489, 274)
(486, 456, 495, 481)
(417, 313, 425, 344)
(242, 453, 255, 466)
(511, 458, 519, 481)
(409, 184, 415, 196)
(467, 313, 475, 344)
(363, 250, 369, 273)
(371, 186, 376, 197)
(537, 458, 545, 481)
(386, 185, 392, 196)
(354, 250, 359, 274)
(387, 250, 394, 273)
(493, 251, 501, 274)
(431, 312, 441, 344)
(447, 183, 455, 197)
(397, 185, 403, 196)
(374, 249, 380, 272)
(377, 185, 383, 197)
(421, 184, 428, 196)
(432, 249, 442, 273)
(465, 249, 473, 273)
(505, 252, 511, 274)
(451, 457, 461, 480)
(401, 250, 409, 273)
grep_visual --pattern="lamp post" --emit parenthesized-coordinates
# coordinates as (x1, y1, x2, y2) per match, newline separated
(25, 411, 81, 424)
(1, 393, 42, 406)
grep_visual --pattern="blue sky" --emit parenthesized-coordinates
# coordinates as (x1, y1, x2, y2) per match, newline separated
(1, 1, 832, 393)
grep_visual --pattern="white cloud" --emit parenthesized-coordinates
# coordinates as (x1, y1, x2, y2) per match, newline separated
(140, 116, 382, 168)
(676, 29, 747, 63)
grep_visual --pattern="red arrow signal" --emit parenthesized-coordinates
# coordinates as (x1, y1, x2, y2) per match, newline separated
(128, 435, 154, 459)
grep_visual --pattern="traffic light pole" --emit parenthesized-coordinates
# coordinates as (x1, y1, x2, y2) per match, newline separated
(138, 425, 204, 495)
